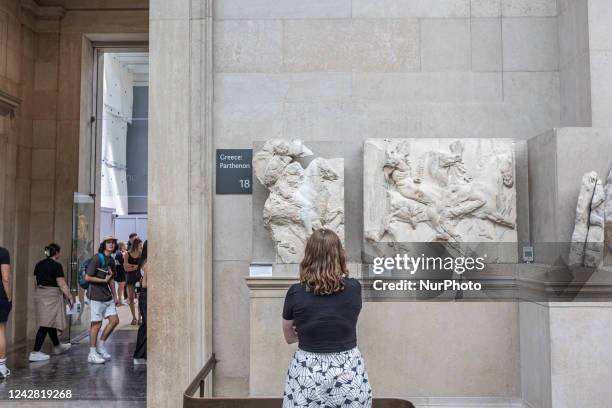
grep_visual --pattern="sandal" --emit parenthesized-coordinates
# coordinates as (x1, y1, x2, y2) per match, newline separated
(131, 319, 138, 325)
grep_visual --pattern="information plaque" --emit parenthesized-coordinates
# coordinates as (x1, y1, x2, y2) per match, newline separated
(216, 149, 253, 194)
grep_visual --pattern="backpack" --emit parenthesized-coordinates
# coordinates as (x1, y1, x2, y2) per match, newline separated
(78, 253, 105, 290)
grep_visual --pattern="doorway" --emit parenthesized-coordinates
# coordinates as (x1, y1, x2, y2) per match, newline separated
(69, 47, 149, 341)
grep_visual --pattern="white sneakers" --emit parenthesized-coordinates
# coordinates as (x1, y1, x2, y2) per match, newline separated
(28, 351, 50, 362)
(87, 341, 111, 364)
(87, 351, 106, 364)
(0, 364, 11, 378)
(29, 343, 71, 362)
(53, 343, 72, 355)
(133, 358, 146, 365)
(96, 345, 111, 361)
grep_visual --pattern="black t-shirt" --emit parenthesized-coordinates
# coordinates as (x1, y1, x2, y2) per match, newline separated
(127, 253, 140, 269)
(114, 251, 125, 272)
(0, 247, 10, 300)
(34, 258, 64, 287)
(86, 254, 116, 302)
(282, 278, 362, 353)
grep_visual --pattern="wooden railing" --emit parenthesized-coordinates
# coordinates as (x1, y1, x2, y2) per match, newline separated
(184, 354, 216, 401)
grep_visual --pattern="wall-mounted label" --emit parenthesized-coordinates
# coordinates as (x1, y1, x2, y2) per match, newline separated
(216, 149, 252, 194)
(249, 263, 273, 277)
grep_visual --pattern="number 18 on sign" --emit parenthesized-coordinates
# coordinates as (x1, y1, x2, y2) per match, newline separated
(216, 149, 253, 194)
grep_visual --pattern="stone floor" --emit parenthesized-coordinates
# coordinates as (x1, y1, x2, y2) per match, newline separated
(0, 306, 145, 407)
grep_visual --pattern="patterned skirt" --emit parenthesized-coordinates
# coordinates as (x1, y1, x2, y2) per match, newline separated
(283, 347, 372, 408)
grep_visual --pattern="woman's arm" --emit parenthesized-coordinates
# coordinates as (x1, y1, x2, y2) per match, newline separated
(282, 319, 298, 344)
(85, 273, 111, 284)
(141, 264, 147, 288)
(1, 264, 11, 302)
(124, 252, 137, 272)
(56, 277, 74, 305)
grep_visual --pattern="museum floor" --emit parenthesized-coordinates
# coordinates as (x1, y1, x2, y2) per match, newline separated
(0, 306, 145, 407)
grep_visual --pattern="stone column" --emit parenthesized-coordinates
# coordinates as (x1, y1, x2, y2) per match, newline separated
(558, 0, 612, 127)
(588, 0, 612, 127)
(148, 0, 213, 406)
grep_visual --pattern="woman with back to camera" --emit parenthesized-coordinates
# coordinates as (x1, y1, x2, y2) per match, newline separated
(123, 238, 142, 325)
(282, 229, 372, 408)
(29, 243, 74, 362)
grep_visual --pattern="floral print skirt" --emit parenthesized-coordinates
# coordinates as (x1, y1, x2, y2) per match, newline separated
(283, 347, 372, 408)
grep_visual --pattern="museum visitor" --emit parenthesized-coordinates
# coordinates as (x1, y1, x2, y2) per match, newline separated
(281, 229, 372, 407)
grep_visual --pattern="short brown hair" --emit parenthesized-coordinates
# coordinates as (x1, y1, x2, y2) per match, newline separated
(299, 229, 348, 295)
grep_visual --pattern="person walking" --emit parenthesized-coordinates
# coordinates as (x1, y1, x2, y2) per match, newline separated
(29, 244, 74, 362)
(86, 236, 120, 364)
(114, 242, 127, 305)
(133, 240, 147, 365)
(0, 246, 12, 378)
(281, 229, 372, 408)
(123, 238, 142, 325)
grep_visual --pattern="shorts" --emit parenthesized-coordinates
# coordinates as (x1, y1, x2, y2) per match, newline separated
(283, 347, 372, 408)
(115, 267, 126, 283)
(0, 298, 11, 323)
(90, 299, 117, 322)
(126, 271, 140, 286)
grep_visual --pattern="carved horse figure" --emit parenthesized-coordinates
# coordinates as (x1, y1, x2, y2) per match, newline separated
(372, 141, 516, 243)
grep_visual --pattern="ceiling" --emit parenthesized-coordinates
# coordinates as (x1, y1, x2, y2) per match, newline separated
(109, 52, 149, 86)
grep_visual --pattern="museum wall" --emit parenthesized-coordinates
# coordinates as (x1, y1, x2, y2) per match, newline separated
(557, 0, 612, 128)
(211, 0, 561, 397)
(549, 302, 612, 408)
(249, 285, 520, 400)
(557, 0, 590, 126)
(520, 300, 612, 408)
(519, 301, 552, 408)
(0, 0, 148, 346)
(528, 127, 612, 264)
(0, 0, 35, 346)
(588, 0, 612, 128)
(52, 5, 148, 307)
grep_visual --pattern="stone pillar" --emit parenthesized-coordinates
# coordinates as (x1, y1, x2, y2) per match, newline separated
(0, 0, 37, 345)
(588, 0, 612, 127)
(558, 0, 612, 127)
(148, 0, 213, 406)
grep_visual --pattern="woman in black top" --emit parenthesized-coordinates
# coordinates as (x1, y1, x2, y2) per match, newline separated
(133, 240, 148, 364)
(29, 244, 74, 362)
(281, 229, 372, 408)
(114, 242, 127, 305)
(123, 238, 142, 325)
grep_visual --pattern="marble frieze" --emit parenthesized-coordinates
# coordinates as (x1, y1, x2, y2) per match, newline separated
(364, 138, 518, 244)
(253, 139, 344, 264)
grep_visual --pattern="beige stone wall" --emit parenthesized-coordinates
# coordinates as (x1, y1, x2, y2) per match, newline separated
(0, 0, 147, 346)
(212, 0, 561, 397)
(148, 0, 214, 406)
(588, 0, 612, 127)
(0, 0, 35, 345)
(28, 20, 60, 338)
(549, 302, 612, 408)
(528, 128, 612, 264)
(519, 301, 612, 408)
(558, 0, 591, 126)
(558, 0, 612, 127)
(247, 280, 520, 399)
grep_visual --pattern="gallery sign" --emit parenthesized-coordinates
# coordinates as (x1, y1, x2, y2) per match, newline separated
(216, 149, 252, 194)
